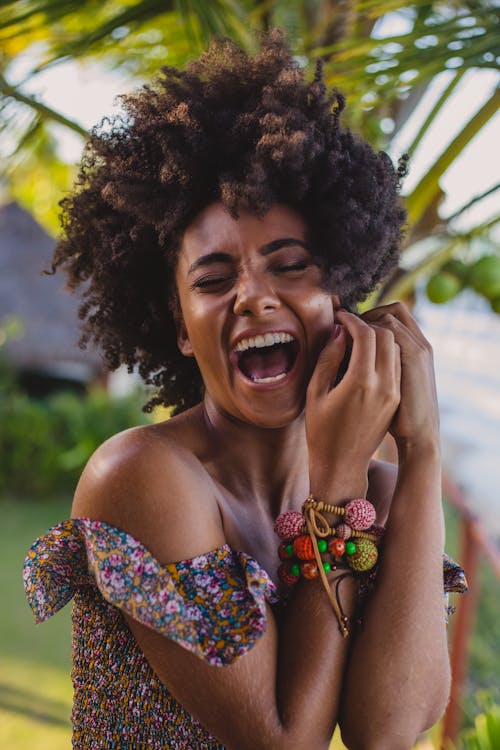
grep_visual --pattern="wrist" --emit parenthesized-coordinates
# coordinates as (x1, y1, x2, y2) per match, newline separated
(396, 437, 441, 465)
(309, 465, 368, 502)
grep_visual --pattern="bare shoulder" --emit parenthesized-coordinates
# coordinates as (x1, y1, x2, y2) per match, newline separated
(367, 458, 398, 526)
(71, 420, 225, 563)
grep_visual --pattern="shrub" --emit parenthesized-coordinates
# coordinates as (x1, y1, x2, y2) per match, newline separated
(0, 374, 150, 498)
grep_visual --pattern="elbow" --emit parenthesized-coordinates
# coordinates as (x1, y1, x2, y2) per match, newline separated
(340, 690, 451, 750)
(340, 720, 421, 750)
(340, 732, 416, 750)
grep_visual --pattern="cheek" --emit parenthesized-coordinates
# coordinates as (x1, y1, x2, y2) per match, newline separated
(302, 290, 335, 330)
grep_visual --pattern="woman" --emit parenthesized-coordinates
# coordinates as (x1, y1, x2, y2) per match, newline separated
(24, 31, 466, 749)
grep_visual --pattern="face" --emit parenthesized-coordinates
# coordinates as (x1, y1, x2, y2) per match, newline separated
(175, 202, 338, 428)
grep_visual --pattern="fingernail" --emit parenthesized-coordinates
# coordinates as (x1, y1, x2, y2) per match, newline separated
(332, 323, 342, 339)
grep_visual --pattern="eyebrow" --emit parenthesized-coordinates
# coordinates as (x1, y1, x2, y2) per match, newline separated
(187, 238, 309, 274)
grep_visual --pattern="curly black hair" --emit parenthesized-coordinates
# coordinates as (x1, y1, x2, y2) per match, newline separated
(53, 29, 407, 413)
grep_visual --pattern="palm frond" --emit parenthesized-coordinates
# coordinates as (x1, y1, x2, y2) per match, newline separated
(405, 88, 500, 226)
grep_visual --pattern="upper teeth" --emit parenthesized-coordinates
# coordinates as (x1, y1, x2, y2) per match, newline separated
(234, 332, 294, 352)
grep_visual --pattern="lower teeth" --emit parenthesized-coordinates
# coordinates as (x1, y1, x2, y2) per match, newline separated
(251, 372, 287, 383)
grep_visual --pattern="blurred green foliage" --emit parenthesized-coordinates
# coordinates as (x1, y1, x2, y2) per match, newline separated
(0, 355, 150, 498)
(454, 692, 500, 750)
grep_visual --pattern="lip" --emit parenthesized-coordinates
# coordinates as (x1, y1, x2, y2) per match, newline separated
(228, 327, 302, 390)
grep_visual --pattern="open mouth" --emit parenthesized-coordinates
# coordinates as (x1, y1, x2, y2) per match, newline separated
(233, 332, 299, 384)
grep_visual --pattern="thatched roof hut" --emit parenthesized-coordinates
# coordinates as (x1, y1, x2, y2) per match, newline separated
(0, 202, 102, 385)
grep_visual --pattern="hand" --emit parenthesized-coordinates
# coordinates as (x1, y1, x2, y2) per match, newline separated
(306, 308, 401, 497)
(361, 302, 439, 451)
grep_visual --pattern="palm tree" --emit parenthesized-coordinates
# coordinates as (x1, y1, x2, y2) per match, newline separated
(1, 0, 499, 303)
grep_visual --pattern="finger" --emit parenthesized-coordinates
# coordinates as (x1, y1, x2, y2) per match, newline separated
(362, 302, 430, 348)
(368, 322, 398, 376)
(307, 325, 348, 398)
(365, 309, 424, 357)
(395, 341, 402, 397)
(335, 309, 376, 379)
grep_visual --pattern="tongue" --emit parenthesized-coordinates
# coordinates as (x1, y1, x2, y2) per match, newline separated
(239, 345, 290, 380)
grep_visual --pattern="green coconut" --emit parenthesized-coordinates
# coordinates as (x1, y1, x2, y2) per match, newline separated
(469, 256, 500, 300)
(426, 271, 463, 304)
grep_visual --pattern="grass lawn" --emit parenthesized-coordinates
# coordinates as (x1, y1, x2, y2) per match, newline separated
(1, 497, 498, 749)
(0, 498, 72, 750)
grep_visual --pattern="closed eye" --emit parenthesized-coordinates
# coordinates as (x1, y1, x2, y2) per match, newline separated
(191, 275, 235, 291)
(274, 262, 310, 273)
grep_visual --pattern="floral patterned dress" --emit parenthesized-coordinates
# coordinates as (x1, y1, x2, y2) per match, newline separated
(23, 518, 467, 749)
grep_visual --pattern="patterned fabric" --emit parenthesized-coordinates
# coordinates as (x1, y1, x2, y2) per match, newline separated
(443, 552, 468, 618)
(24, 518, 279, 748)
(23, 518, 467, 749)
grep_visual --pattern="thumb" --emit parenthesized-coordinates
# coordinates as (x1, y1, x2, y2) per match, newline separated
(308, 325, 347, 398)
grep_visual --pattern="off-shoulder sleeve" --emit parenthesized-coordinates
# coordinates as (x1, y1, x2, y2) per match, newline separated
(23, 518, 279, 667)
(443, 552, 468, 619)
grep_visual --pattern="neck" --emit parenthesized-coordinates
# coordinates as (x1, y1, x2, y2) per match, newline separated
(198, 396, 309, 516)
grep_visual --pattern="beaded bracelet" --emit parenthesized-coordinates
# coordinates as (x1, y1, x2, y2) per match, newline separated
(274, 495, 384, 637)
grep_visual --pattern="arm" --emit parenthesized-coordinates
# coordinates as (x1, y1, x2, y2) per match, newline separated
(339, 303, 450, 750)
(71, 313, 400, 750)
(72, 430, 358, 750)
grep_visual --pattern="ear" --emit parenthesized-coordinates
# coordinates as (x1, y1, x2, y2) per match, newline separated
(176, 316, 194, 357)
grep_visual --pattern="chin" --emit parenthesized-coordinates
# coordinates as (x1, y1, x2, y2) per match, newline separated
(236, 400, 305, 430)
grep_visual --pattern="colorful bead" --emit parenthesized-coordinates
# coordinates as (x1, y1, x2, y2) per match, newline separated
(300, 561, 319, 579)
(345, 540, 357, 556)
(328, 538, 346, 556)
(335, 523, 352, 540)
(278, 542, 294, 561)
(293, 534, 315, 560)
(348, 539, 378, 572)
(278, 562, 301, 585)
(317, 539, 328, 553)
(322, 561, 332, 574)
(291, 563, 301, 577)
(345, 499, 376, 531)
(274, 511, 304, 540)
(367, 523, 385, 540)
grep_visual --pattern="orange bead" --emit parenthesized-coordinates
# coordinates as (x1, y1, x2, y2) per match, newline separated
(328, 537, 346, 557)
(300, 561, 319, 579)
(293, 534, 315, 560)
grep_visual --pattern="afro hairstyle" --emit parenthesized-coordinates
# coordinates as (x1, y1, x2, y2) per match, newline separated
(52, 28, 407, 413)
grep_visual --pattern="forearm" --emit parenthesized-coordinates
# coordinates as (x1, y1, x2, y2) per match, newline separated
(275, 474, 367, 750)
(276, 574, 356, 748)
(340, 441, 449, 749)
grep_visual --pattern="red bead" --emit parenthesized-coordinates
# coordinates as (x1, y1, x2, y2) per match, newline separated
(328, 537, 346, 556)
(293, 534, 315, 560)
(367, 523, 385, 541)
(274, 511, 304, 540)
(300, 561, 319, 579)
(278, 541, 294, 561)
(345, 499, 376, 531)
(278, 562, 301, 585)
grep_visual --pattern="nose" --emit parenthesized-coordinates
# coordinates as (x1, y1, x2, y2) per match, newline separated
(232, 269, 281, 317)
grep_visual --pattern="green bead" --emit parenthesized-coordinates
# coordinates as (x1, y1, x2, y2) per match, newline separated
(345, 540, 357, 556)
(322, 561, 332, 573)
(285, 543, 294, 557)
(291, 563, 301, 577)
(317, 539, 328, 553)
